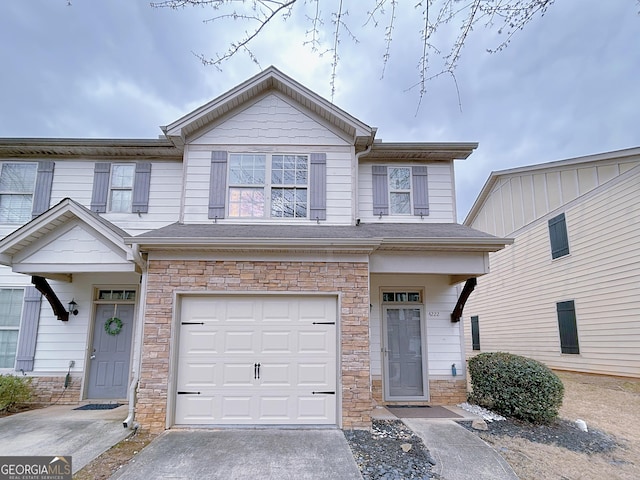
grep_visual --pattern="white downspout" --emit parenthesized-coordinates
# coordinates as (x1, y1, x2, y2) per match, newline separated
(354, 143, 373, 223)
(123, 244, 147, 429)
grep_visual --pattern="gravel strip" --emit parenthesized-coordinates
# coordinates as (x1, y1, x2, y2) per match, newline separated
(344, 420, 438, 480)
(458, 418, 620, 454)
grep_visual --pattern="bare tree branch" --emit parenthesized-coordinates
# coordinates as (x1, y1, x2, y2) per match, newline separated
(151, 0, 562, 103)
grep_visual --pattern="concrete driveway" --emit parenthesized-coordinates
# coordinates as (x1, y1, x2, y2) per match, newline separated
(0, 403, 130, 473)
(110, 429, 363, 480)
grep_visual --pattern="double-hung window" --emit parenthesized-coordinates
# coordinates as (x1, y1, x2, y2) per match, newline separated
(0, 163, 38, 224)
(109, 164, 136, 213)
(372, 165, 429, 217)
(388, 167, 412, 215)
(228, 154, 308, 218)
(0, 288, 24, 368)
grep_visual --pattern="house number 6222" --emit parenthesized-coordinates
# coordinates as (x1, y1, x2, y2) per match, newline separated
(428, 311, 440, 317)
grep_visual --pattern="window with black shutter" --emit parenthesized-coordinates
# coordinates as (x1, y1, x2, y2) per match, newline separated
(470, 315, 480, 351)
(556, 300, 580, 354)
(548, 213, 570, 259)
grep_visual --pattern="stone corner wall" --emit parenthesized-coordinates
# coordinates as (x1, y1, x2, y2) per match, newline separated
(136, 259, 372, 433)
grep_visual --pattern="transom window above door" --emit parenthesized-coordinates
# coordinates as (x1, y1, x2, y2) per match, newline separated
(382, 291, 422, 303)
(228, 154, 308, 218)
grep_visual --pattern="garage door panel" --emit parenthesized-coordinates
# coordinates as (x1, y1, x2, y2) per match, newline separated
(261, 331, 292, 353)
(176, 296, 337, 426)
(179, 362, 218, 388)
(222, 363, 255, 386)
(224, 331, 255, 353)
(175, 395, 217, 423)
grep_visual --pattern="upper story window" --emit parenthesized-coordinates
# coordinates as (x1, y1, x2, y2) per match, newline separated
(109, 164, 136, 213)
(227, 154, 309, 219)
(548, 213, 570, 259)
(0, 163, 37, 224)
(373, 165, 429, 218)
(388, 167, 411, 215)
(90, 162, 152, 215)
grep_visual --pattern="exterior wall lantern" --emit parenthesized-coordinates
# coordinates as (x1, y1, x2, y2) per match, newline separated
(68, 299, 79, 316)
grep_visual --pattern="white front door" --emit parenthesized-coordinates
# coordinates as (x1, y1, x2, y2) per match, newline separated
(383, 306, 429, 401)
(175, 295, 337, 425)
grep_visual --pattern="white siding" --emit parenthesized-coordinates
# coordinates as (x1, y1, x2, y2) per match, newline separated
(469, 158, 640, 236)
(182, 144, 354, 225)
(191, 93, 350, 146)
(358, 162, 455, 223)
(463, 169, 640, 377)
(32, 272, 139, 374)
(370, 274, 464, 380)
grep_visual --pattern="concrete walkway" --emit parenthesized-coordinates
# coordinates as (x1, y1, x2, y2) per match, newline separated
(403, 418, 519, 480)
(374, 405, 519, 480)
(0, 404, 131, 474)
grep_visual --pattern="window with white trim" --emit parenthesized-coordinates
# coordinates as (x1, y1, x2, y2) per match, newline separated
(228, 154, 308, 218)
(0, 163, 37, 224)
(0, 288, 24, 368)
(388, 167, 412, 215)
(109, 164, 136, 213)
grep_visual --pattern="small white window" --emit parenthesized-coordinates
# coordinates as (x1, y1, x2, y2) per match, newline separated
(0, 163, 37, 223)
(109, 164, 136, 213)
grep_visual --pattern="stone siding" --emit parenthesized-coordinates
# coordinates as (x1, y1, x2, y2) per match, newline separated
(28, 375, 82, 406)
(136, 260, 371, 432)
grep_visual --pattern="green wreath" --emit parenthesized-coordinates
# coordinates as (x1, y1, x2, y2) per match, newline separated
(104, 317, 123, 336)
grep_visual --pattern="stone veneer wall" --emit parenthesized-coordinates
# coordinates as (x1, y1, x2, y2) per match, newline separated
(28, 375, 82, 406)
(372, 378, 467, 405)
(136, 260, 371, 432)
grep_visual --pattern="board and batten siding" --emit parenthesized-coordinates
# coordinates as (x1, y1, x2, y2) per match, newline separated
(370, 274, 464, 379)
(470, 158, 640, 237)
(358, 163, 455, 223)
(463, 168, 640, 377)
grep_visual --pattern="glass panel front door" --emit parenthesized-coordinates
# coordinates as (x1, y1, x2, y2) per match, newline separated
(384, 307, 426, 399)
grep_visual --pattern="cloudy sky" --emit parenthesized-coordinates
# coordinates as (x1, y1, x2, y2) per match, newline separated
(1, 1, 639, 220)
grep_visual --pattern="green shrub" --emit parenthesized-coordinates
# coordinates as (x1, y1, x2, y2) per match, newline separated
(468, 352, 564, 423)
(0, 374, 33, 413)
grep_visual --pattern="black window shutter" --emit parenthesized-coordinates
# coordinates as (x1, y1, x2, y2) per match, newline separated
(309, 153, 327, 221)
(556, 300, 580, 354)
(208, 151, 228, 219)
(470, 315, 480, 351)
(548, 213, 570, 259)
(412, 166, 429, 216)
(14, 287, 42, 372)
(132, 162, 152, 214)
(372, 165, 389, 216)
(31, 161, 55, 218)
(90, 163, 111, 213)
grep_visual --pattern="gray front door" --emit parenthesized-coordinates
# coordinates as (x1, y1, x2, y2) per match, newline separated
(383, 307, 428, 400)
(87, 303, 134, 399)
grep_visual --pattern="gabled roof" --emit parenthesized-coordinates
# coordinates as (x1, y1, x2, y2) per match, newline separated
(126, 222, 510, 253)
(0, 198, 137, 279)
(465, 146, 640, 225)
(162, 66, 375, 149)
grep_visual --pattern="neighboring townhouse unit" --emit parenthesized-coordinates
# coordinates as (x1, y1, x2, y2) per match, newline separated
(463, 147, 640, 378)
(0, 67, 509, 432)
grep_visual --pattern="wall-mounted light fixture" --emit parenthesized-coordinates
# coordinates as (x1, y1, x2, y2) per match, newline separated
(68, 299, 78, 316)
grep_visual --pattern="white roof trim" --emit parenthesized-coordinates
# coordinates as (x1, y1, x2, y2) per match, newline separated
(162, 66, 374, 146)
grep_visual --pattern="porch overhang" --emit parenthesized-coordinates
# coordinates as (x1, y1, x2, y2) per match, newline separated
(0, 198, 140, 280)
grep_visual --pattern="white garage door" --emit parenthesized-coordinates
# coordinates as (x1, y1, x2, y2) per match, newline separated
(175, 295, 337, 425)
